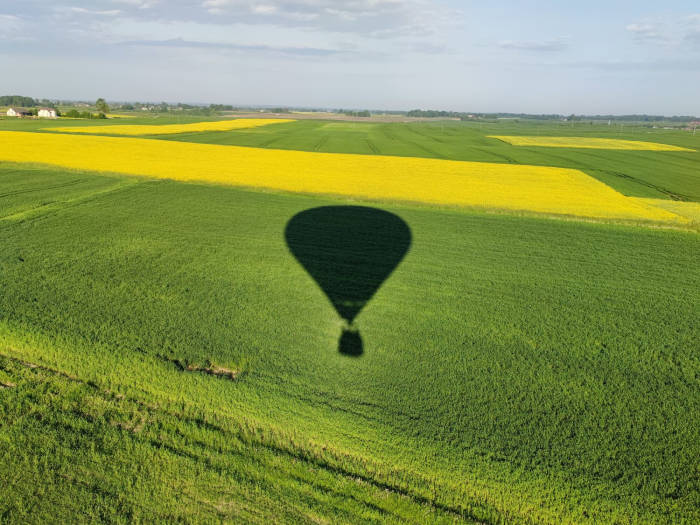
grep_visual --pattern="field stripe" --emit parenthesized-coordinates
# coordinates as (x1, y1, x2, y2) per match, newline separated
(489, 135, 696, 152)
(631, 198, 700, 223)
(45, 118, 294, 136)
(0, 131, 685, 223)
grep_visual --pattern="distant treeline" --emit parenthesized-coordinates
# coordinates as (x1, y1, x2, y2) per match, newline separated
(0, 95, 56, 108)
(406, 109, 698, 122)
(339, 110, 371, 117)
(6, 95, 696, 122)
(63, 109, 105, 119)
(0, 95, 38, 107)
(579, 114, 698, 122)
(406, 110, 466, 118)
(116, 102, 241, 114)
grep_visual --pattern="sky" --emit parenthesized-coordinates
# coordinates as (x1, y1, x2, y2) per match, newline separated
(1, 1, 699, 115)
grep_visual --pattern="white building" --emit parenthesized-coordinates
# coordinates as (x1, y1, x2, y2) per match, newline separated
(7, 107, 31, 117)
(38, 107, 57, 118)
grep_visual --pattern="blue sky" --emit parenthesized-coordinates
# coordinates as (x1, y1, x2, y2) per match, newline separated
(1, 1, 699, 114)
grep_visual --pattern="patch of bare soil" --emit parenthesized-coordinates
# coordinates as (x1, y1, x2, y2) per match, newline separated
(185, 363, 240, 381)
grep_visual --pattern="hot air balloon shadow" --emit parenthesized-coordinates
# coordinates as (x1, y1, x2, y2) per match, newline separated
(285, 206, 411, 357)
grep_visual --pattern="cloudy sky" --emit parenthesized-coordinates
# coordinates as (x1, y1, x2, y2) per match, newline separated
(1, 1, 699, 114)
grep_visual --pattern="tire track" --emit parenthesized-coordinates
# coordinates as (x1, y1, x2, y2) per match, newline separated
(365, 139, 380, 154)
(0, 178, 89, 199)
(314, 135, 329, 151)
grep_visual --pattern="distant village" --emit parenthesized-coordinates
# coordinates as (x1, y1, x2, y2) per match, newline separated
(1, 94, 698, 131)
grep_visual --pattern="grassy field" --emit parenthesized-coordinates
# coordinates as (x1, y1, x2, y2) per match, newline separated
(1, 117, 699, 523)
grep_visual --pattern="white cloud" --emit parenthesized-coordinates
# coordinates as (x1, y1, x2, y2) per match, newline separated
(558, 57, 700, 72)
(120, 36, 345, 57)
(196, 0, 458, 37)
(111, 0, 159, 7)
(250, 4, 277, 15)
(498, 38, 569, 52)
(67, 7, 122, 16)
(5, 1, 458, 39)
(0, 14, 32, 41)
(625, 15, 700, 47)
(626, 23, 670, 44)
(684, 14, 700, 46)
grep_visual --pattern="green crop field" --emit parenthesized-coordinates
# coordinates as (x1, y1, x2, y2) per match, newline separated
(1, 117, 699, 524)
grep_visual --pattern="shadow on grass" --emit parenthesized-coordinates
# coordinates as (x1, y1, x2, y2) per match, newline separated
(285, 206, 411, 357)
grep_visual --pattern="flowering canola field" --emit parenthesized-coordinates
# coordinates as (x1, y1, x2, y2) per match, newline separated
(489, 135, 695, 152)
(631, 198, 700, 223)
(46, 118, 294, 136)
(0, 131, 685, 223)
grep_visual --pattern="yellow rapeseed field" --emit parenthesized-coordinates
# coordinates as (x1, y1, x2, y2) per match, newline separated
(46, 118, 294, 136)
(631, 198, 700, 223)
(0, 131, 686, 223)
(489, 135, 695, 152)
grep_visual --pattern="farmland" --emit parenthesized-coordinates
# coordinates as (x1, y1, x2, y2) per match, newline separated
(48, 118, 294, 136)
(1, 116, 699, 523)
(0, 131, 685, 222)
(488, 135, 696, 151)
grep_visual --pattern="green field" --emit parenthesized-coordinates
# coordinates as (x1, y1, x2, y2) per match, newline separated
(1, 117, 699, 523)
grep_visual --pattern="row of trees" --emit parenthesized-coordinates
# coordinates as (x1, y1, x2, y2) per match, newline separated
(406, 109, 464, 118)
(63, 109, 107, 119)
(340, 109, 371, 117)
(406, 109, 700, 122)
(62, 98, 109, 119)
(0, 95, 39, 107)
(7, 95, 697, 122)
(115, 102, 233, 114)
(0, 95, 58, 108)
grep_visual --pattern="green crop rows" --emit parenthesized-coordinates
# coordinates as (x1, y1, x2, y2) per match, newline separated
(1, 118, 699, 523)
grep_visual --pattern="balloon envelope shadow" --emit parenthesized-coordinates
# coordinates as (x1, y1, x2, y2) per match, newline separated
(285, 206, 411, 357)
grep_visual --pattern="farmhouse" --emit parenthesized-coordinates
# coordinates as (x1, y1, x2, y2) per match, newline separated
(38, 107, 57, 118)
(6, 107, 32, 117)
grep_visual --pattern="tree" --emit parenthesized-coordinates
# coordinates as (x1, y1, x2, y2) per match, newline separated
(95, 98, 110, 114)
(0, 95, 37, 107)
